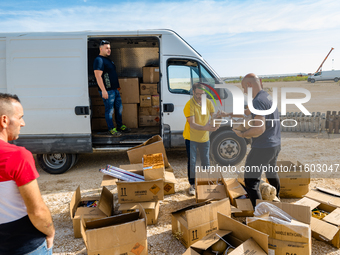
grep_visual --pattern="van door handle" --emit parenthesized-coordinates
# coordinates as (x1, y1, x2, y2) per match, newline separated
(163, 103, 174, 113)
(75, 106, 90, 115)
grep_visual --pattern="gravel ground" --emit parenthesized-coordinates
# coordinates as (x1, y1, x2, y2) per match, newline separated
(34, 81, 340, 255)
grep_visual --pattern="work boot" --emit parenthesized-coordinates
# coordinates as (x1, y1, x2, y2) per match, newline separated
(118, 125, 131, 133)
(109, 128, 122, 137)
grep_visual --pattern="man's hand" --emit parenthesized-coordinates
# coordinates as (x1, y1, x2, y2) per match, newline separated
(46, 234, 54, 249)
(205, 123, 219, 132)
(101, 90, 108, 99)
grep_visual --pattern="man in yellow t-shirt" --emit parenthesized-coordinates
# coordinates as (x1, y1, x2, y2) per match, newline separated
(183, 83, 220, 196)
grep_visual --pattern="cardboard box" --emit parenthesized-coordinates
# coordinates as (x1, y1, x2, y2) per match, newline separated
(127, 135, 169, 167)
(142, 66, 159, 83)
(195, 172, 227, 203)
(140, 95, 152, 107)
(139, 106, 160, 116)
(276, 161, 310, 185)
(69, 186, 113, 238)
(89, 86, 100, 97)
(279, 183, 310, 198)
(184, 213, 268, 255)
(171, 198, 231, 248)
(151, 95, 159, 106)
(119, 201, 160, 225)
(142, 153, 165, 181)
(118, 77, 140, 103)
(140, 83, 158, 95)
(81, 205, 147, 255)
(121, 103, 138, 129)
(91, 118, 107, 131)
(247, 202, 312, 255)
(295, 188, 340, 248)
(139, 115, 160, 126)
(101, 163, 177, 195)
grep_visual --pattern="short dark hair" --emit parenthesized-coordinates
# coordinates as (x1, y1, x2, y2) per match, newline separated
(0, 93, 21, 117)
(100, 40, 110, 46)
(192, 82, 205, 92)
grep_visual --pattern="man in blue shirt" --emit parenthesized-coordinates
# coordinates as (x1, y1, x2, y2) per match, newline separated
(93, 40, 131, 136)
(233, 73, 281, 207)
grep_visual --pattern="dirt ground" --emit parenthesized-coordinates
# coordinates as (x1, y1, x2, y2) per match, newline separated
(35, 80, 340, 255)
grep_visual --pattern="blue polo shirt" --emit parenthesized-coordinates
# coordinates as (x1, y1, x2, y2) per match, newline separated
(93, 55, 120, 90)
(251, 90, 281, 148)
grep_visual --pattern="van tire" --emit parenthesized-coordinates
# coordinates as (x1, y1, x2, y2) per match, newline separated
(210, 130, 247, 166)
(310, 79, 315, 83)
(37, 153, 75, 174)
(334, 78, 339, 82)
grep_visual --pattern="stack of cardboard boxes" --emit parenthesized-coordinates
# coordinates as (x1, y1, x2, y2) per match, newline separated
(100, 135, 177, 226)
(139, 66, 160, 127)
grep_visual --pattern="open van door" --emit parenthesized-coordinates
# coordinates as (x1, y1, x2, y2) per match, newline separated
(6, 34, 92, 173)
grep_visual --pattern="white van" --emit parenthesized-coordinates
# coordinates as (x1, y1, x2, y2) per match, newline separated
(0, 30, 248, 174)
(308, 70, 340, 83)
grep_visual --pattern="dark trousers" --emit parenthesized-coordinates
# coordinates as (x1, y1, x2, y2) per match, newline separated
(244, 145, 281, 208)
(185, 139, 210, 185)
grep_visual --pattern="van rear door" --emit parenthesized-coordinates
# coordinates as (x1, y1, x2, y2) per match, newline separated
(6, 34, 92, 153)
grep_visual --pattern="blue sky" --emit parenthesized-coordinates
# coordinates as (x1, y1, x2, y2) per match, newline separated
(1, 0, 339, 77)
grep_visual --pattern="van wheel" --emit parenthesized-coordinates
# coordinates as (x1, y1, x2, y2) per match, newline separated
(210, 130, 247, 166)
(310, 79, 315, 83)
(334, 78, 339, 82)
(37, 153, 76, 174)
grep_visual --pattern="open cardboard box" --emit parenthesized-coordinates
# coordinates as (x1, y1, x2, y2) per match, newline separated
(119, 201, 160, 225)
(277, 161, 310, 198)
(295, 187, 340, 248)
(101, 163, 177, 199)
(81, 204, 147, 255)
(171, 198, 231, 248)
(69, 186, 113, 238)
(247, 201, 312, 255)
(184, 212, 268, 255)
(127, 135, 169, 167)
(195, 171, 227, 203)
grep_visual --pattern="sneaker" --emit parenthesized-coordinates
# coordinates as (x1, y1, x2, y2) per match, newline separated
(109, 128, 122, 137)
(188, 184, 195, 196)
(119, 125, 131, 133)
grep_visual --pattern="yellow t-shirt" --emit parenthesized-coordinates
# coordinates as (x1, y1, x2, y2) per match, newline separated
(183, 97, 215, 143)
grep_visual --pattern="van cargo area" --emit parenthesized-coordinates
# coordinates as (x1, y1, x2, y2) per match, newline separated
(87, 37, 161, 149)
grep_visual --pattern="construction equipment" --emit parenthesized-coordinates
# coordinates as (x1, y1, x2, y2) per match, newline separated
(315, 47, 334, 74)
(308, 47, 335, 82)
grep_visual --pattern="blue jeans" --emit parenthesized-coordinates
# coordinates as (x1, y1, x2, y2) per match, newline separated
(185, 139, 210, 185)
(26, 240, 52, 255)
(99, 89, 123, 130)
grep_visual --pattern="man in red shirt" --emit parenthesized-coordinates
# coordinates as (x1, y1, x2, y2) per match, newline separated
(0, 93, 55, 255)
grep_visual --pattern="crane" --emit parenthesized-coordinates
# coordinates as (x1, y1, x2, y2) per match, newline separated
(314, 47, 334, 74)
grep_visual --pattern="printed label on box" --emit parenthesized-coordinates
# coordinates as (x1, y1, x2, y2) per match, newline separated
(164, 184, 173, 193)
(131, 243, 145, 255)
(150, 184, 161, 195)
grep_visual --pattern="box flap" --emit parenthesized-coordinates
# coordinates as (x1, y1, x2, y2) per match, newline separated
(257, 200, 311, 224)
(183, 248, 200, 255)
(231, 205, 243, 214)
(323, 208, 340, 226)
(229, 238, 267, 255)
(86, 212, 140, 230)
(305, 189, 340, 207)
(191, 230, 232, 250)
(186, 198, 231, 229)
(120, 163, 143, 171)
(119, 202, 156, 211)
(294, 197, 321, 210)
(98, 186, 113, 216)
(235, 199, 253, 211)
(217, 212, 269, 253)
(143, 166, 165, 181)
(101, 175, 117, 186)
(70, 185, 81, 219)
(316, 187, 340, 197)
(164, 171, 177, 184)
(224, 178, 247, 198)
(311, 216, 339, 241)
(75, 207, 107, 219)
